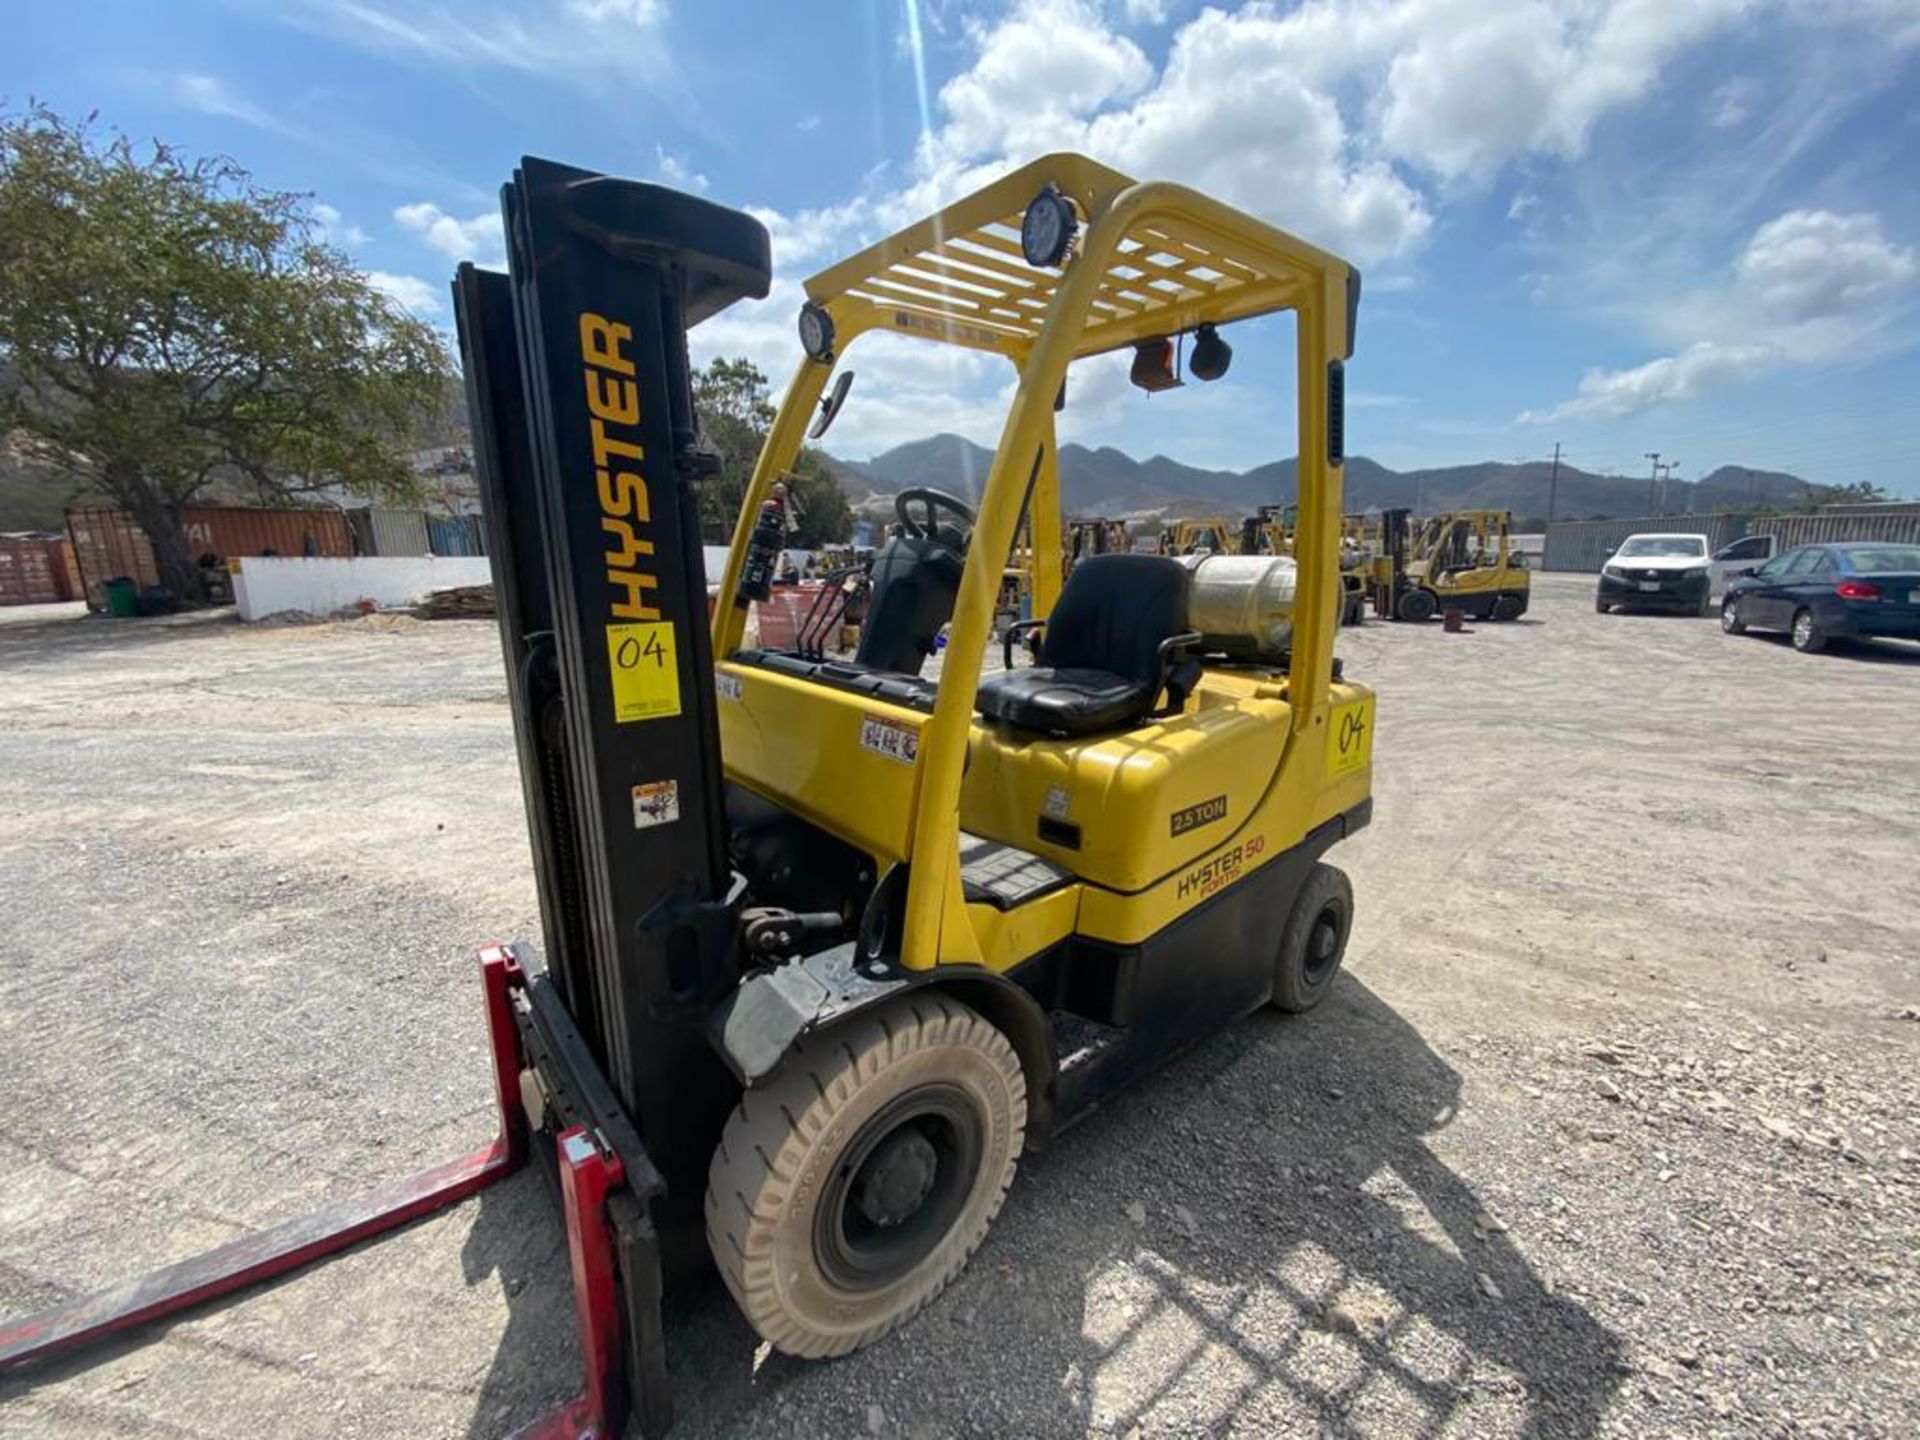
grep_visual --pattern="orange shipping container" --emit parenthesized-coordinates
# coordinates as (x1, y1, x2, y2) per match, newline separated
(0, 535, 84, 606)
(65, 505, 353, 609)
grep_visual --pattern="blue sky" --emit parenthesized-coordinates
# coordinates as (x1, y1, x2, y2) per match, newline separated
(12, 1, 1920, 492)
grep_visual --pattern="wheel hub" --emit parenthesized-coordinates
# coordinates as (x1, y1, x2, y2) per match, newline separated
(1304, 908, 1342, 981)
(813, 1084, 986, 1292)
(855, 1128, 938, 1228)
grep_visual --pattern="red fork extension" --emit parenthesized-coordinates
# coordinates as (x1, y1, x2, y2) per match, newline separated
(0, 945, 657, 1440)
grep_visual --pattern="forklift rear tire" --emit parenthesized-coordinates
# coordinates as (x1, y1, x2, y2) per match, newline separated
(1270, 862, 1353, 1013)
(1491, 594, 1526, 622)
(706, 994, 1026, 1359)
(1396, 589, 1437, 623)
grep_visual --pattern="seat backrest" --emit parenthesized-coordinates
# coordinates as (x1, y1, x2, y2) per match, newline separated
(854, 535, 964, 675)
(1042, 553, 1190, 682)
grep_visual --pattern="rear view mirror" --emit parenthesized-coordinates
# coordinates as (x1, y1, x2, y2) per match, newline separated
(809, 370, 854, 440)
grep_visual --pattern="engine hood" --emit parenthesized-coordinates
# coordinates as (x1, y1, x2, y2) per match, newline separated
(1606, 553, 1709, 571)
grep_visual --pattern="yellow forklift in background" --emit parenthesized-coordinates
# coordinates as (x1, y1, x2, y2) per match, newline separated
(1239, 504, 1365, 624)
(1371, 507, 1529, 622)
(1065, 516, 1132, 575)
(1162, 514, 1238, 554)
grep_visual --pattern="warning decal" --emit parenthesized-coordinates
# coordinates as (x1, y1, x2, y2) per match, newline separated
(859, 712, 919, 766)
(606, 621, 681, 724)
(632, 779, 680, 829)
(1327, 694, 1374, 778)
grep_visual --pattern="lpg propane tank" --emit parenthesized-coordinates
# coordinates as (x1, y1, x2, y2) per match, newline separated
(1180, 553, 1298, 658)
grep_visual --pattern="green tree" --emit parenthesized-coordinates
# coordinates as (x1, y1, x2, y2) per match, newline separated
(693, 356, 851, 548)
(0, 106, 450, 600)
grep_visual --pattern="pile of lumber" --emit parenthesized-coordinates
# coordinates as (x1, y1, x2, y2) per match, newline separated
(415, 584, 496, 619)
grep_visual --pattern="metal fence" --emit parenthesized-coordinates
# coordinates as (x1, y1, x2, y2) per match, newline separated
(347, 506, 431, 557)
(1750, 512, 1920, 548)
(1542, 516, 1746, 573)
(426, 513, 487, 557)
(1543, 509, 1920, 571)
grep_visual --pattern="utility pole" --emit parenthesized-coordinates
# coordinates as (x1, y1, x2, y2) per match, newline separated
(1546, 441, 1562, 525)
(1659, 461, 1680, 515)
(1645, 451, 1661, 517)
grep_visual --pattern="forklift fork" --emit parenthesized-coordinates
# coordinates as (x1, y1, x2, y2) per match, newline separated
(0, 946, 671, 1440)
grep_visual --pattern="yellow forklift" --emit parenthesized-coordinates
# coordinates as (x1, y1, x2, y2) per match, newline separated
(1065, 516, 1131, 574)
(1370, 507, 1529, 622)
(709, 152, 1373, 1360)
(0, 153, 1375, 1436)
(1161, 513, 1238, 554)
(1241, 504, 1365, 625)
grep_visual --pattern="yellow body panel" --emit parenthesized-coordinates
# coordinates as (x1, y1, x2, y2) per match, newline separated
(960, 673, 1290, 893)
(715, 660, 922, 865)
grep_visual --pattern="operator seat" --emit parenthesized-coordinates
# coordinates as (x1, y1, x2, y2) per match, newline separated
(976, 553, 1197, 737)
(854, 527, 967, 676)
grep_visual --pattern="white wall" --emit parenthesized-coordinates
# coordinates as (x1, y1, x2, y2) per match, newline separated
(233, 556, 493, 620)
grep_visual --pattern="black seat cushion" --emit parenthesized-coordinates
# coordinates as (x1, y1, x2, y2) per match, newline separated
(976, 553, 1190, 736)
(975, 667, 1155, 735)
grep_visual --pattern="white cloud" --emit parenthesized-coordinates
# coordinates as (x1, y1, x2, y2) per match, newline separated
(1079, 5, 1431, 263)
(1707, 75, 1757, 128)
(174, 73, 290, 135)
(366, 270, 444, 316)
(1736, 209, 1917, 323)
(312, 203, 370, 249)
(654, 147, 710, 195)
(565, 0, 664, 23)
(394, 202, 506, 265)
(1121, 0, 1169, 21)
(1520, 206, 1920, 422)
(933, 0, 1152, 161)
(274, 0, 671, 84)
(1519, 341, 1778, 423)
(1376, 0, 1747, 181)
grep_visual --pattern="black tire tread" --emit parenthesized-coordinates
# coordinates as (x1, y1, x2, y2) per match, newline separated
(705, 994, 1025, 1359)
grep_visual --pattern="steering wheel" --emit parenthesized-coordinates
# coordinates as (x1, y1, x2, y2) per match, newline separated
(895, 487, 976, 544)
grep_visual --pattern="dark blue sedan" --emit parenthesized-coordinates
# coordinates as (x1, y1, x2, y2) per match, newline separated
(1721, 542, 1920, 653)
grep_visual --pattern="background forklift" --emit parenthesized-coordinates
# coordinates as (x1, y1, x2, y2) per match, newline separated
(1161, 514, 1237, 555)
(1369, 507, 1529, 622)
(1, 153, 1374, 1436)
(1240, 504, 1365, 624)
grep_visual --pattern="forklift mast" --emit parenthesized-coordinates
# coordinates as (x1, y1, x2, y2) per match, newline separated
(453, 158, 771, 1204)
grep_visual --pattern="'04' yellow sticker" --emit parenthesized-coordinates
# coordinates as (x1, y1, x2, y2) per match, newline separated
(606, 621, 681, 723)
(1327, 694, 1374, 777)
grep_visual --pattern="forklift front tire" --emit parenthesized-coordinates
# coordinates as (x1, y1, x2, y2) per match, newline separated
(1396, 588, 1437, 623)
(706, 994, 1026, 1359)
(1270, 862, 1353, 1013)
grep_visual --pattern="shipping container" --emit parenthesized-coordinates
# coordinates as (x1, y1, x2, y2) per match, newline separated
(426, 513, 486, 557)
(1542, 514, 1747, 573)
(64, 505, 352, 609)
(1750, 512, 1920, 549)
(348, 506, 432, 557)
(0, 535, 84, 606)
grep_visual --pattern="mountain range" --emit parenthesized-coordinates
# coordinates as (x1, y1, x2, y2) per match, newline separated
(824, 434, 1819, 523)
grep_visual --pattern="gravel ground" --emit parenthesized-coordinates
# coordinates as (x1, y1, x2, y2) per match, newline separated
(1, 574, 1916, 1439)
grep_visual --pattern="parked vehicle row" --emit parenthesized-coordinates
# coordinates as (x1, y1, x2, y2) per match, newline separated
(1592, 531, 1920, 654)
(1721, 543, 1920, 653)
(1594, 533, 1714, 615)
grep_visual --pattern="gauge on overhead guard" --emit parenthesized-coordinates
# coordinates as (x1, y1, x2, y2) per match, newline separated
(1020, 184, 1077, 269)
(797, 302, 836, 362)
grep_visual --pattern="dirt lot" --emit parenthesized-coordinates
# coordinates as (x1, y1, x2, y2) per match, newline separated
(1, 573, 1916, 1439)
